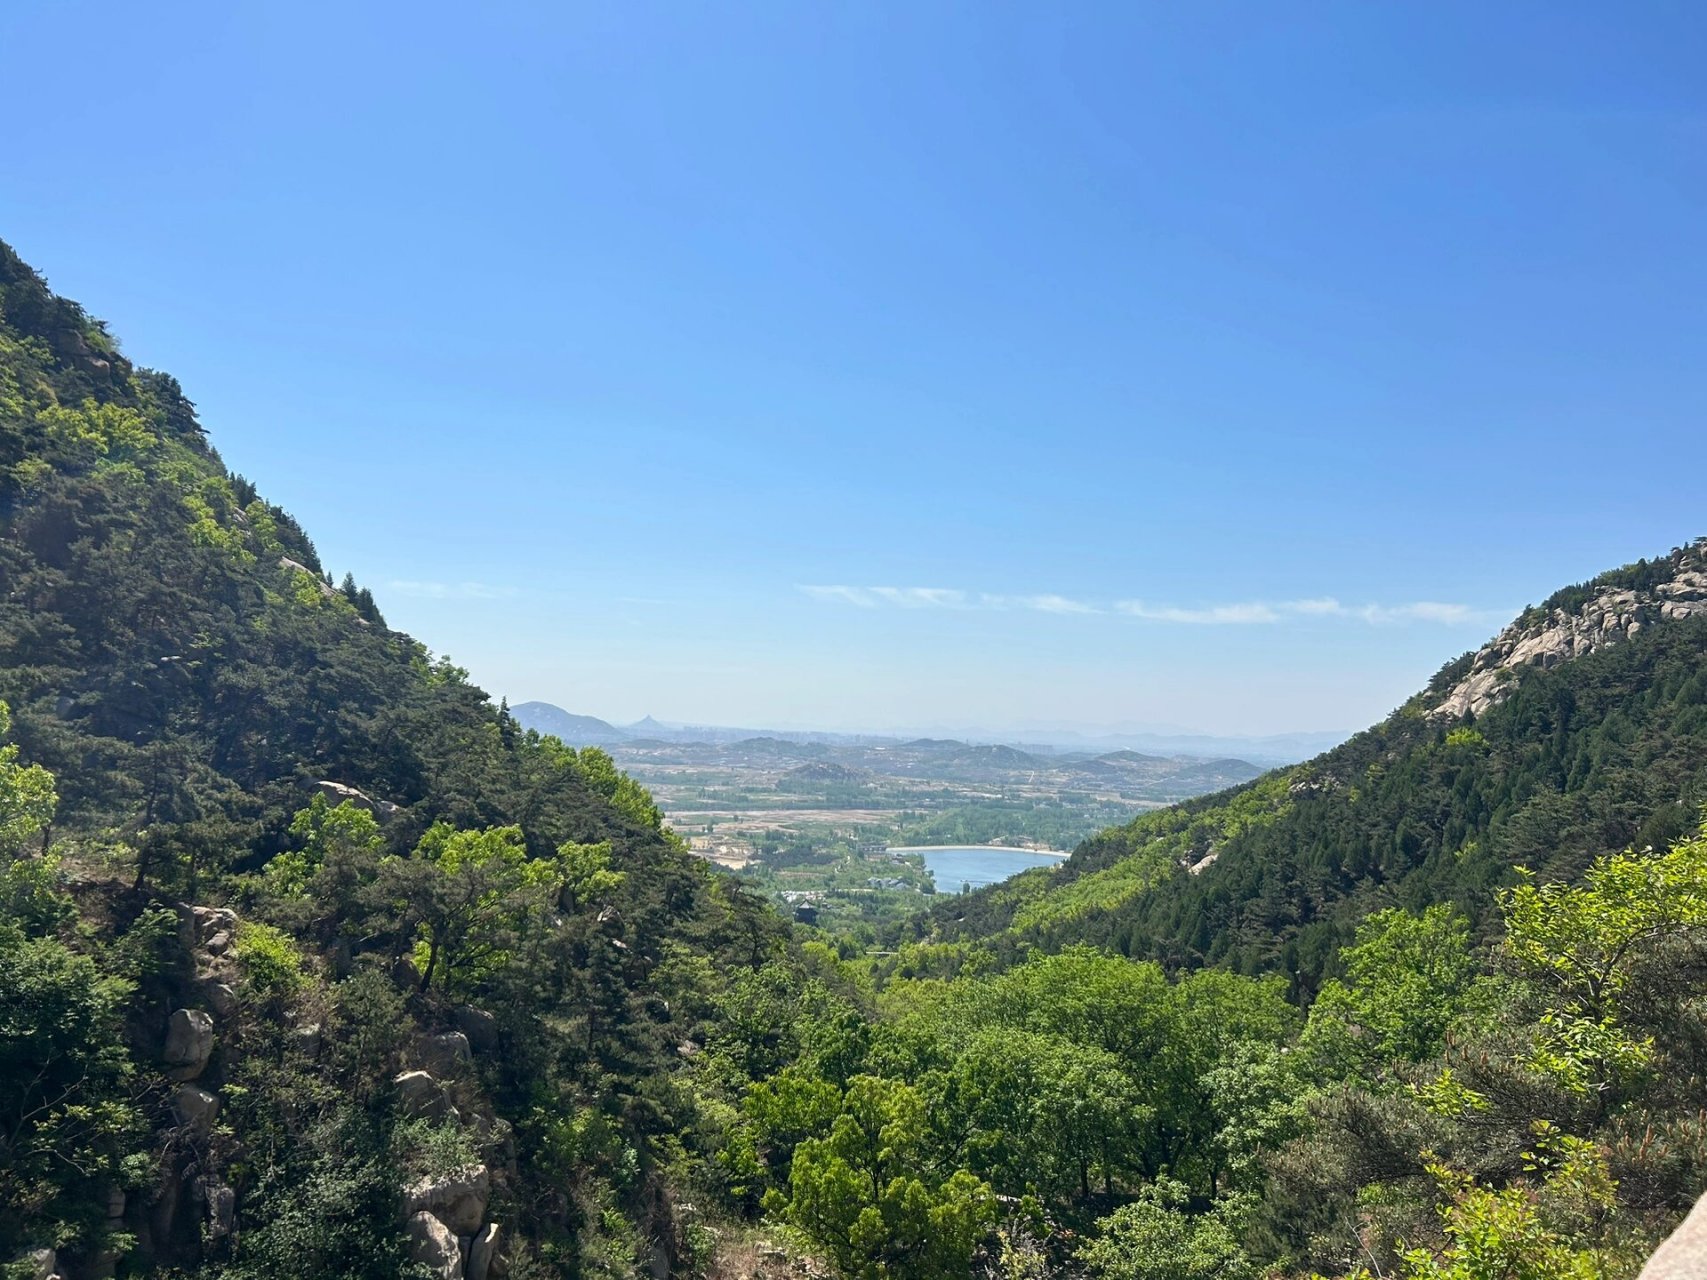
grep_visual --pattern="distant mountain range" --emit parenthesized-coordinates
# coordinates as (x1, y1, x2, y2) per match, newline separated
(507, 702, 631, 745)
(990, 727, 1350, 765)
(505, 703, 1265, 802)
(507, 700, 1342, 765)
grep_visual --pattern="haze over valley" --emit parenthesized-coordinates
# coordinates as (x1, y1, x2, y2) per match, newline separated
(509, 701, 1267, 915)
(4, 6, 1707, 1280)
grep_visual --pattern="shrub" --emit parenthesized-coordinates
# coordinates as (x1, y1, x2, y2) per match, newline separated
(236, 921, 307, 997)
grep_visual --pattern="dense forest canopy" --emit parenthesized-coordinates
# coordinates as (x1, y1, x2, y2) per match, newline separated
(3, 239, 1707, 1280)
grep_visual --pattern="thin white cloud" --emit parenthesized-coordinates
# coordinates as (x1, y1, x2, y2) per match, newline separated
(802, 584, 1495, 627)
(981, 593, 1100, 614)
(1116, 600, 1281, 625)
(1363, 601, 1480, 625)
(1015, 594, 1099, 615)
(1116, 597, 1499, 626)
(869, 586, 967, 608)
(1285, 597, 1346, 616)
(387, 580, 516, 600)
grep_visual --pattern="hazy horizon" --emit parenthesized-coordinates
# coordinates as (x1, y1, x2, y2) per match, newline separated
(509, 701, 1354, 748)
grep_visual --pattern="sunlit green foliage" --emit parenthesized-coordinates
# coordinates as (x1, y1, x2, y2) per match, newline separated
(37, 397, 156, 461)
(1079, 1179, 1255, 1280)
(0, 925, 142, 1255)
(0, 702, 55, 854)
(0, 737, 140, 1257)
(1505, 823, 1707, 1096)
(1398, 1126, 1628, 1280)
(266, 796, 384, 897)
(780, 1074, 997, 1280)
(235, 920, 308, 997)
(1302, 905, 1483, 1078)
(389, 822, 554, 993)
(556, 838, 625, 911)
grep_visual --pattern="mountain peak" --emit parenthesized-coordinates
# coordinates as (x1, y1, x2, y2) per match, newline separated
(1434, 538, 1707, 721)
(507, 702, 629, 745)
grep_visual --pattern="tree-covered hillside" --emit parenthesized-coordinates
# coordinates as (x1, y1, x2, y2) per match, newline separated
(908, 541, 1707, 998)
(0, 241, 801, 1277)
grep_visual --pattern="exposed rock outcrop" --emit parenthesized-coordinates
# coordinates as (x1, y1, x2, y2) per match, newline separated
(279, 558, 339, 601)
(455, 1005, 500, 1053)
(404, 1163, 491, 1234)
(172, 1084, 219, 1135)
(199, 1177, 236, 1240)
(419, 1030, 474, 1075)
(163, 1008, 214, 1081)
(1183, 848, 1220, 876)
(308, 778, 402, 819)
(201, 980, 237, 1017)
(395, 1069, 459, 1122)
(1433, 540, 1707, 721)
(188, 904, 238, 943)
(290, 1021, 322, 1058)
(392, 953, 423, 990)
(1640, 1190, 1707, 1278)
(467, 1222, 506, 1280)
(406, 1210, 464, 1280)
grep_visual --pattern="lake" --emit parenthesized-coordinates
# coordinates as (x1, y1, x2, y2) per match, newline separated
(892, 845, 1067, 894)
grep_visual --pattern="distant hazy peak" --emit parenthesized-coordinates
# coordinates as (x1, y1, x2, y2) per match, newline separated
(1434, 538, 1707, 721)
(508, 701, 630, 745)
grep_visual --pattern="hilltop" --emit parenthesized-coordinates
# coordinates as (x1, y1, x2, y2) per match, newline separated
(506, 702, 631, 747)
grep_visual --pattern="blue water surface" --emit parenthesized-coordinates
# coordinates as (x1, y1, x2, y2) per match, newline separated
(900, 846, 1064, 894)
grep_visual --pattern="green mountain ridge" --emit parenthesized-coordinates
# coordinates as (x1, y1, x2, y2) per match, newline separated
(0, 241, 792, 1276)
(912, 537, 1707, 991)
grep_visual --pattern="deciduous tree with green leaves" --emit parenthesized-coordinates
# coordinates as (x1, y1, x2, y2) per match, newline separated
(1079, 1179, 1255, 1280)
(0, 702, 55, 855)
(781, 1074, 996, 1280)
(1504, 817, 1707, 1100)
(1301, 904, 1483, 1080)
(382, 822, 554, 994)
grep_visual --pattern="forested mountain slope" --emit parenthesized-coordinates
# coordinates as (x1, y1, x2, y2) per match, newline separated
(913, 539, 1707, 994)
(0, 242, 796, 1277)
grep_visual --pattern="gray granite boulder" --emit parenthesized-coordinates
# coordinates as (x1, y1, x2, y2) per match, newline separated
(467, 1223, 505, 1280)
(395, 1069, 459, 1122)
(403, 1164, 490, 1235)
(1641, 1192, 1707, 1279)
(163, 1009, 214, 1080)
(406, 1210, 463, 1279)
(454, 1006, 499, 1053)
(419, 1030, 473, 1075)
(172, 1084, 219, 1135)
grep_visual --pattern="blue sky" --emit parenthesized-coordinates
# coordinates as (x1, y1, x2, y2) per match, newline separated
(4, 2, 1703, 736)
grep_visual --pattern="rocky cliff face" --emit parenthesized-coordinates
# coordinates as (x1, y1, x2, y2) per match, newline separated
(1433, 540, 1707, 721)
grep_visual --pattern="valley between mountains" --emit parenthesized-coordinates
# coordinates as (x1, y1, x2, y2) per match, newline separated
(4, 239, 1707, 1280)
